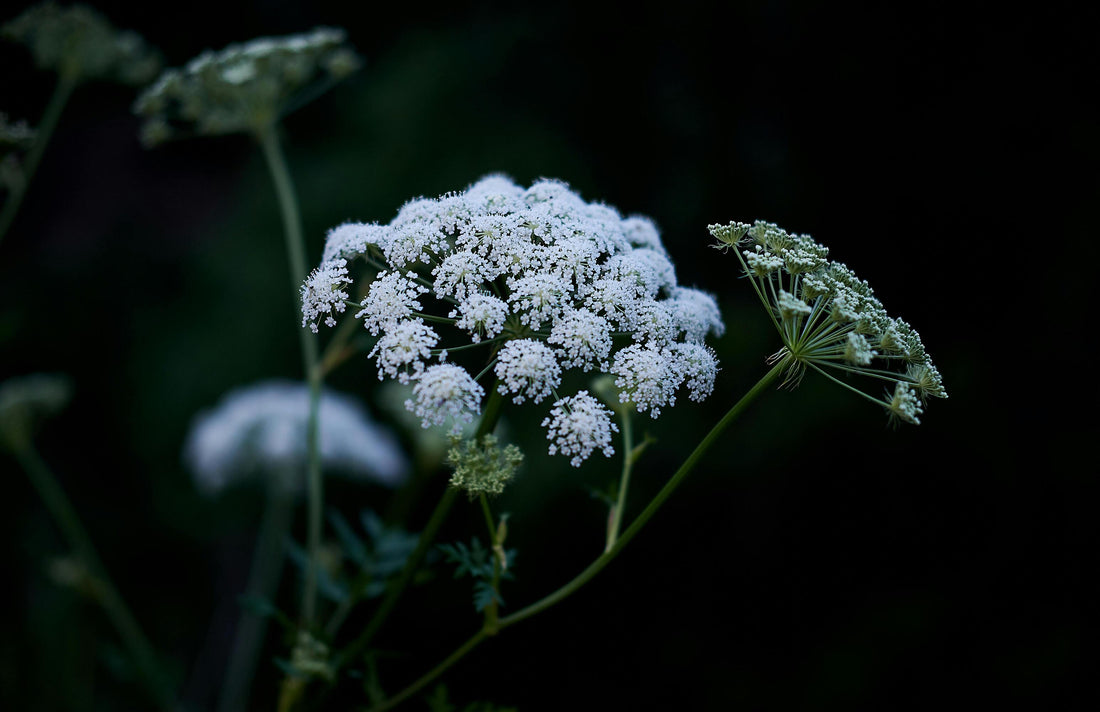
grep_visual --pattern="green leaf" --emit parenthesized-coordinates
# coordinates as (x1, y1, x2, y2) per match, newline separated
(285, 537, 349, 603)
(328, 509, 368, 568)
(237, 594, 295, 630)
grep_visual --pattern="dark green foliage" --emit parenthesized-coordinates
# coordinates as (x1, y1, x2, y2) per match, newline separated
(437, 538, 516, 612)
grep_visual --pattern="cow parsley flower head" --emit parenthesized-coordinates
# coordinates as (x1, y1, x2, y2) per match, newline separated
(182, 380, 407, 495)
(3, 2, 160, 84)
(709, 219, 948, 424)
(304, 175, 724, 466)
(133, 27, 360, 145)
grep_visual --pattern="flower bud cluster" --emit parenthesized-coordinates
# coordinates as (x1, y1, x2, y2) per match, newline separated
(183, 380, 407, 495)
(710, 220, 946, 424)
(304, 175, 725, 465)
(133, 27, 360, 145)
(3, 2, 160, 84)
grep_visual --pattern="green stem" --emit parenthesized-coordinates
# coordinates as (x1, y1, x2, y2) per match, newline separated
(366, 631, 489, 712)
(499, 360, 784, 628)
(604, 412, 634, 552)
(0, 70, 78, 247)
(256, 123, 324, 627)
(337, 386, 506, 669)
(14, 445, 178, 712)
(366, 361, 786, 710)
(218, 486, 296, 712)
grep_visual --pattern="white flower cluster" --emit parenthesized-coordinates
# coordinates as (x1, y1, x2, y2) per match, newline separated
(304, 175, 725, 465)
(133, 27, 360, 145)
(183, 380, 407, 495)
(3, 2, 160, 85)
(710, 220, 947, 424)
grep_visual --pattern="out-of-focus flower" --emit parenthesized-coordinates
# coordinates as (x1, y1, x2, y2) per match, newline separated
(133, 27, 360, 145)
(183, 380, 407, 495)
(2, 2, 160, 84)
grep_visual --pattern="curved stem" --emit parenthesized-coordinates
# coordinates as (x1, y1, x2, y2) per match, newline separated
(14, 444, 178, 711)
(256, 123, 324, 627)
(366, 631, 489, 712)
(499, 360, 784, 629)
(337, 386, 506, 669)
(0, 70, 78, 247)
(366, 361, 786, 710)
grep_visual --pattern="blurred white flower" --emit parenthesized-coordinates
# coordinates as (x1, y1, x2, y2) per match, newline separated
(183, 381, 407, 495)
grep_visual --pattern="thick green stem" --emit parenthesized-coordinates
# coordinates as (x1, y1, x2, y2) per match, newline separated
(14, 445, 178, 712)
(256, 123, 324, 627)
(217, 486, 296, 712)
(338, 386, 506, 669)
(365, 362, 785, 710)
(0, 70, 78, 247)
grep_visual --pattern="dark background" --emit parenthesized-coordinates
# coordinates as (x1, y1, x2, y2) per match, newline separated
(0, 0, 1092, 710)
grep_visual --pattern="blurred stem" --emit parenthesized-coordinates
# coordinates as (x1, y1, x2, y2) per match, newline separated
(604, 412, 635, 552)
(337, 385, 506, 670)
(13, 444, 178, 712)
(365, 361, 785, 711)
(0, 69, 78, 247)
(217, 485, 295, 712)
(256, 122, 324, 628)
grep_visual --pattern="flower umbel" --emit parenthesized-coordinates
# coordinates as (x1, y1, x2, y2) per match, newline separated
(709, 219, 947, 423)
(304, 175, 725, 466)
(2, 2, 161, 84)
(133, 27, 360, 145)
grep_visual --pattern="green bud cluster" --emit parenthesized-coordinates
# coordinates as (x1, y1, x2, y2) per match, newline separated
(133, 27, 361, 145)
(446, 434, 523, 498)
(2, 2, 160, 84)
(710, 220, 947, 425)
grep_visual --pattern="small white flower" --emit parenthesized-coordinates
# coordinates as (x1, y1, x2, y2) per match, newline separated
(355, 270, 429, 335)
(432, 251, 493, 300)
(667, 287, 725, 342)
(301, 259, 351, 332)
(368, 319, 438, 382)
(494, 339, 562, 404)
(449, 293, 508, 343)
(541, 391, 619, 467)
(406, 364, 484, 434)
(668, 342, 719, 402)
(507, 273, 568, 329)
(322, 221, 388, 263)
(547, 308, 613, 371)
(611, 344, 679, 418)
